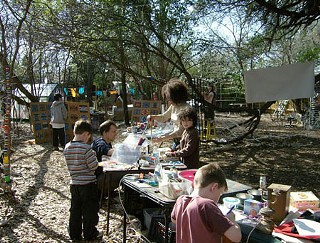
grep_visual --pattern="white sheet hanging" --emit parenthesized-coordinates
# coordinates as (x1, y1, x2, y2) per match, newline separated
(244, 62, 314, 103)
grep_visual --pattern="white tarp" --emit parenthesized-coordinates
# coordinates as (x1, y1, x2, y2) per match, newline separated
(244, 62, 314, 103)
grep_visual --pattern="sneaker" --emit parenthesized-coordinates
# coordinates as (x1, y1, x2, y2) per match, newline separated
(53, 147, 59, 151)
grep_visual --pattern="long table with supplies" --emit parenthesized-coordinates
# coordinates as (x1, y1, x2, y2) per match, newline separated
(99, 159, 187, 236)
(99, 162, 154, 235)
(120, 175, 316, 243)
(121, 177, 253, 243)
(121, 177, 176, 243)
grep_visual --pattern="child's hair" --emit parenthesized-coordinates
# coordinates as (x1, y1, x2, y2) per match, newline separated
(99, 120, 117, 135)
(178, 107, 197, 128)
(73, 120, 93, 135)
(194, 163, 228, 190)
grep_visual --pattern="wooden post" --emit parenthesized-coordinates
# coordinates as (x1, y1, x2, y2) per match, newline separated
(2, 66, 12, 191)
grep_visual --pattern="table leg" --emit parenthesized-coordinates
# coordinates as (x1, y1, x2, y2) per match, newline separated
(106, 173, 112, 235)
(164, 208, 170, 243)
(122, 184, 128, 243)
(99, 173, 107, 208)
(123, 210, 127, 243)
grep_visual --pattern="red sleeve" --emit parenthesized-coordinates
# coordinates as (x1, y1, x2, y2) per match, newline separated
(200, 201, 234, 236)
(171, 196, 182, 221)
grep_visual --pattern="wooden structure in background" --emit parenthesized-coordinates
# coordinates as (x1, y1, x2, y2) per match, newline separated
(131, 100, 161, 123)
(30, 102, 52, 144)
(65, 102, 90, 141)
(30, 101, 90, 144)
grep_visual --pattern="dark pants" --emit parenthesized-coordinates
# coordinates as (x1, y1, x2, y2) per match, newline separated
(69, 183, 99, 240)
(52, 128, 66, 147)
(203, 105, 215, 120)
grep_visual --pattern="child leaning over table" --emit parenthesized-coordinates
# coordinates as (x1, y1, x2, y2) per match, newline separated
(171, 163, 242, 243)
(165, 106, 200, 169)
(63, 119, 103, 242)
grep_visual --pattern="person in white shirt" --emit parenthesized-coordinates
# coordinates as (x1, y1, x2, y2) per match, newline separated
(50, 93, 67, 151)
(147, 78, 191, 145)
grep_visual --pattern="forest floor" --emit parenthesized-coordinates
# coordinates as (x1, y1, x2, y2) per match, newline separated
(0, 113, 319, 242)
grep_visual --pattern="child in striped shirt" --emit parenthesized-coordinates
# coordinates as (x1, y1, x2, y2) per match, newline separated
(63, 119, 103, 242)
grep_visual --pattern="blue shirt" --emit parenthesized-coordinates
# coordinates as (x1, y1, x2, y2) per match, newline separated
(91, 137, 112, 162)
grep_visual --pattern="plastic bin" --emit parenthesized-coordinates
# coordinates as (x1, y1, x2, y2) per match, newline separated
(143, 208, 163, 232)
(111, 143, 141, 164)
(154, 221, 176, 243)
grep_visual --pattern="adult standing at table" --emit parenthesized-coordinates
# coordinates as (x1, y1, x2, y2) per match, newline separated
(50, 93, 68, 151)
(147, 78, 190, 146)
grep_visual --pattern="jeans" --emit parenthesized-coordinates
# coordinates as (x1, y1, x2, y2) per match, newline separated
(52, 128, 65, 147)
(69, 183, 99, 240)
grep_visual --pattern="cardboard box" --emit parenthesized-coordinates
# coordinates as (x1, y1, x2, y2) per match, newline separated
(290, 191, 319, 210)
(244, 199, 265, 217)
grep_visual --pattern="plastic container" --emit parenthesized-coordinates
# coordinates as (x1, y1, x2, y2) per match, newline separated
(143, 208, 163, 232)
(248, 189, 263, 201)
(244, 199, 264, 216)
(223, 197, 240, 209)
(236, 193, 254, 205)
(178, 169, 197, 183)
(111, 143, 141, 164)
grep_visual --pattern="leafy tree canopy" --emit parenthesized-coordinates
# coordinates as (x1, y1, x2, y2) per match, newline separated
(196, 0, 320, 40)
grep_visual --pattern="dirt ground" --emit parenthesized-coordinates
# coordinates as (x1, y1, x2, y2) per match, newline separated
(206, 113, 320, 197)
(0, 113, 319, 242)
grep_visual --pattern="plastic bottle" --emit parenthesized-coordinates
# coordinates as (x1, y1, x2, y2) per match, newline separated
(153, 147, 160, 164)
(259, 174, 267, 190)
(259, 174, 268, 202)
(154, 163, 162, 183)
(171, 165, 178, 179)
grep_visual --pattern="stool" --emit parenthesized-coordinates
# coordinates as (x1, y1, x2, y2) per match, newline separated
(201, 119, 216, 140)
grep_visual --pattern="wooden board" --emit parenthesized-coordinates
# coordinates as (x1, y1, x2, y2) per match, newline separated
(30, 101, 90, 144)
(65, 102, 90, 142)
(131, 100, 161, 123)
(30, 102, 52, 144)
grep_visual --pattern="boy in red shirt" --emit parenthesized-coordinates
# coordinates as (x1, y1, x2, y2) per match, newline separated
(171, 163, 241, 243)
